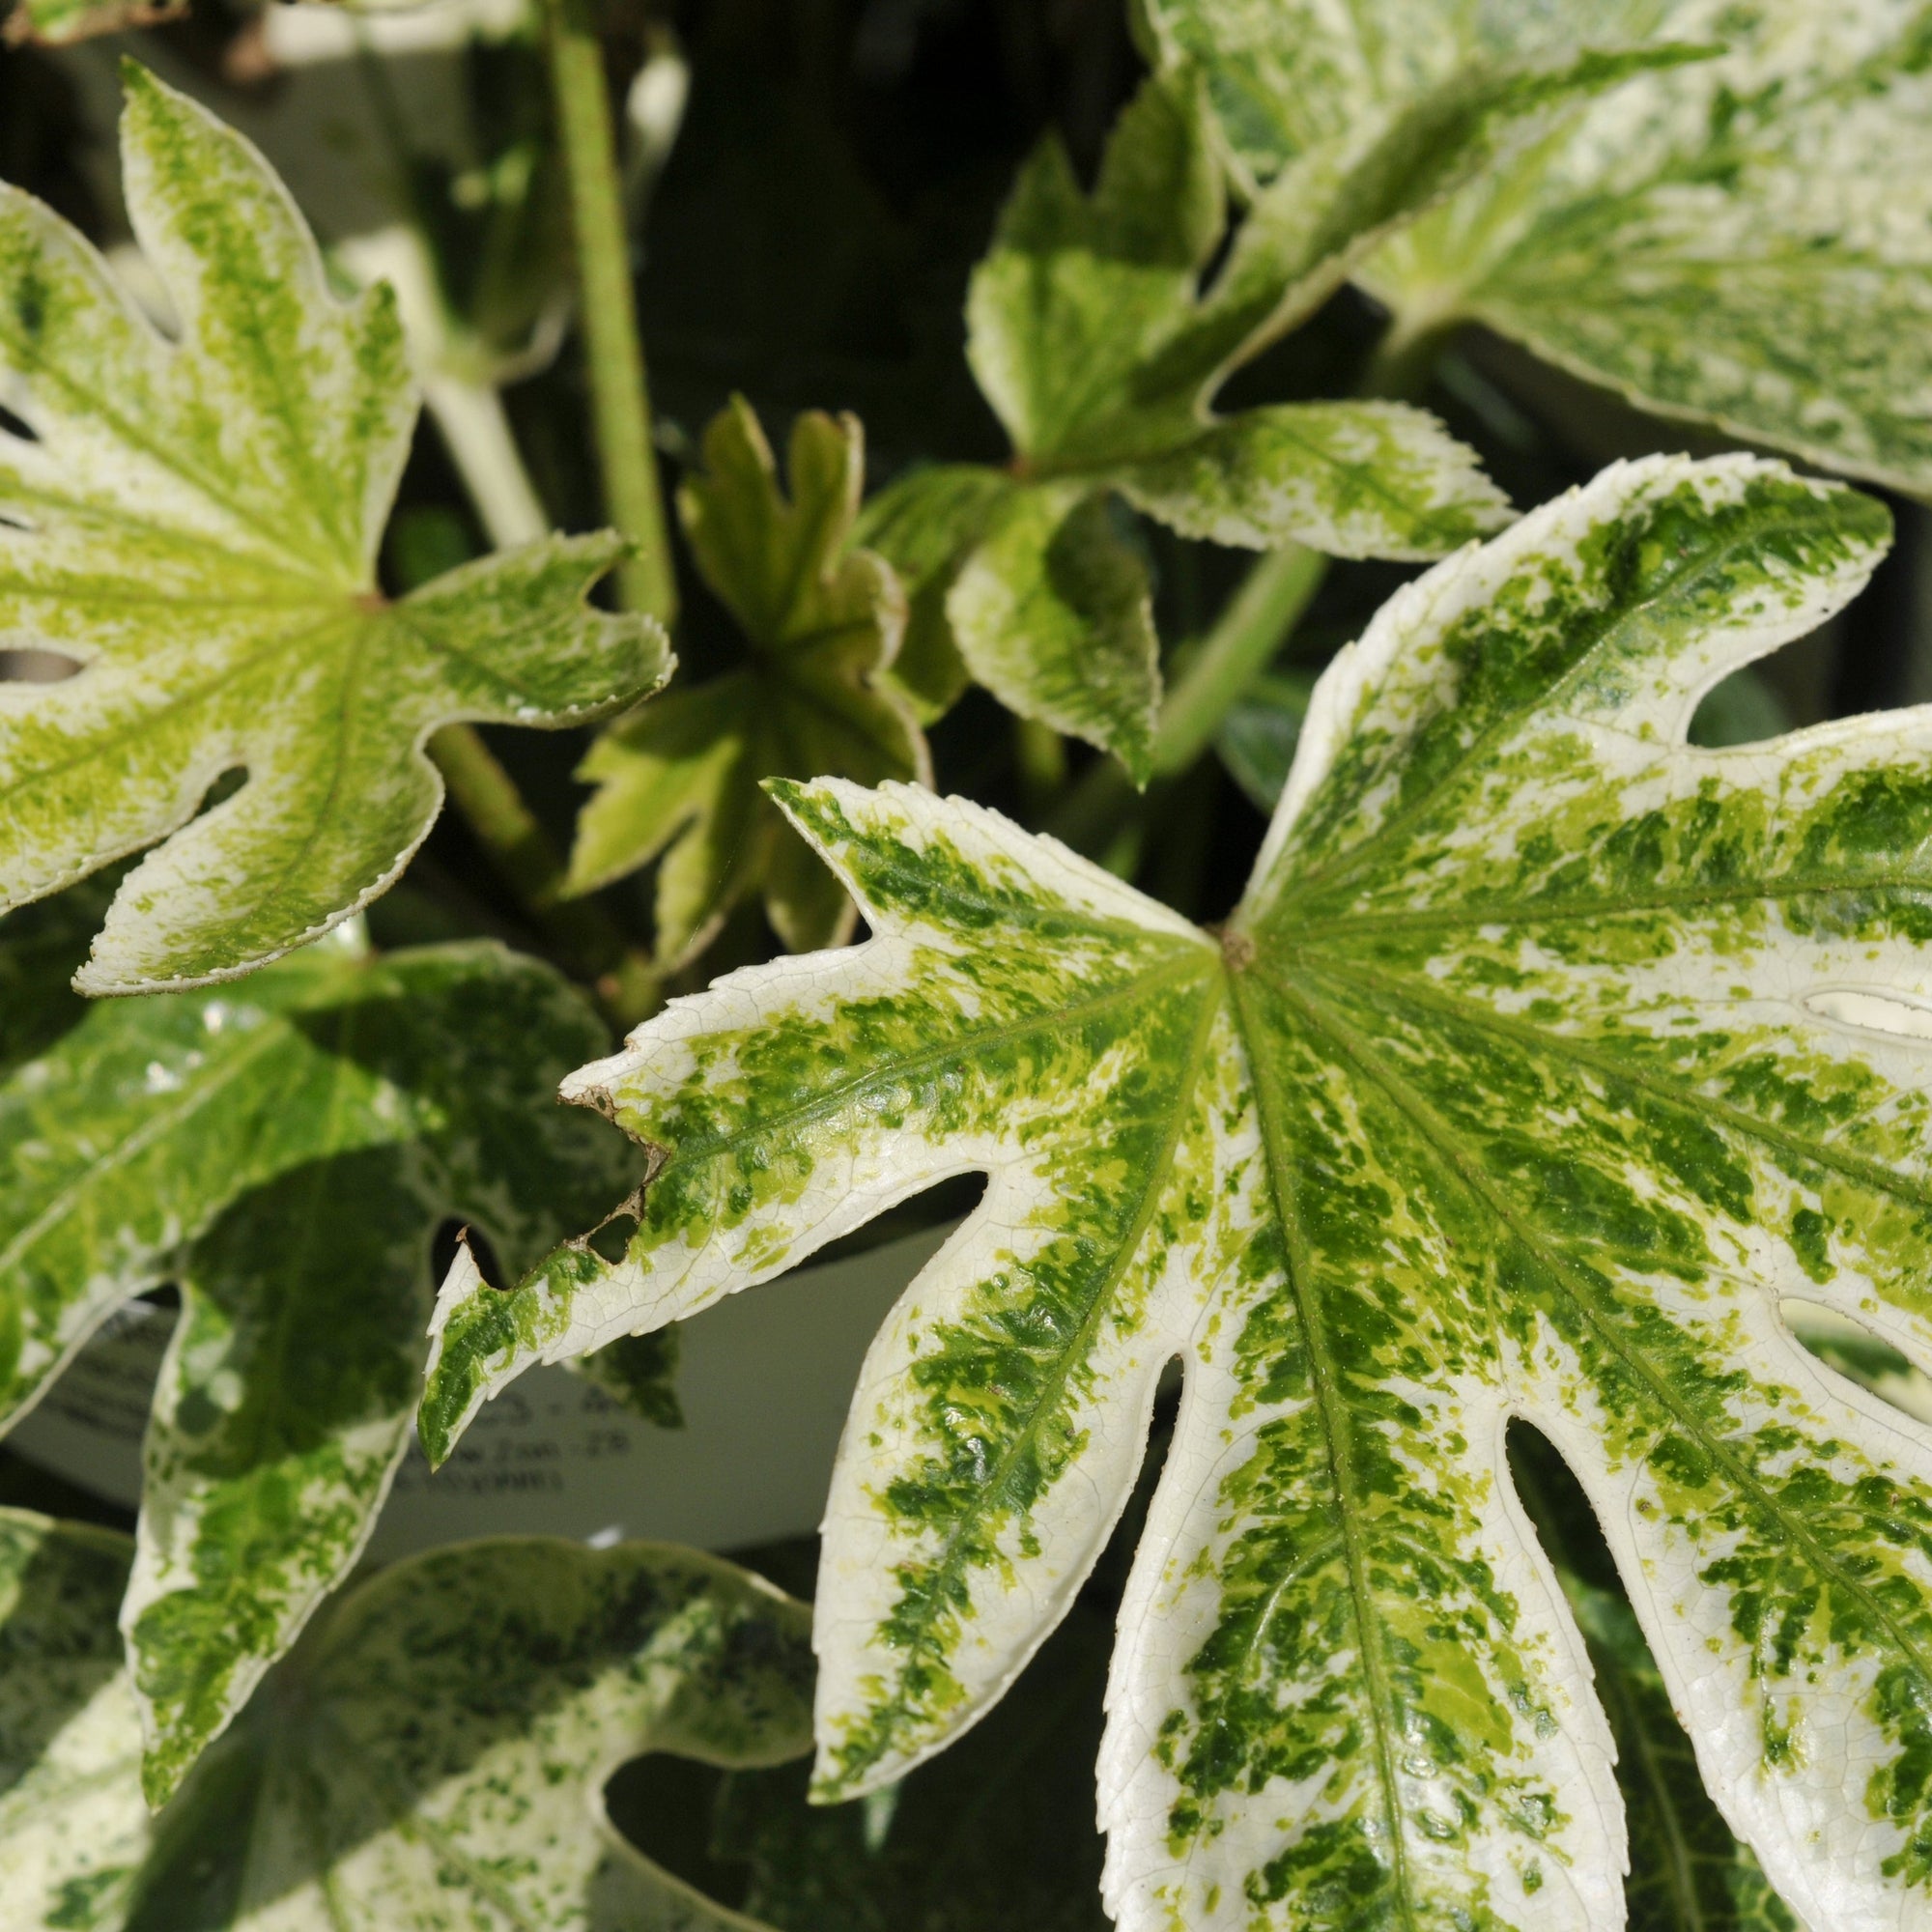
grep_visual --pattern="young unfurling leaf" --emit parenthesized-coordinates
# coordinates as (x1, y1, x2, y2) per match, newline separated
(3, 0, 179, 46)
(426, 454, 1932, 1930)
(0, 67, 667, 995)
(0, 895, 638, 1804)
(567, 399, 926, 965)
(1151, 0, 1932, 495)
(0, 1510, 812, 1929)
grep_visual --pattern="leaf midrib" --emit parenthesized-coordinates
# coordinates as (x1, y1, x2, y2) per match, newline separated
(0, 603, 355, 815)
(1108, 402, 1465, 526)
(1289, 864, 1932, 937)
(0, 276, 362, 582)
(1224, 961, 1427, 1932)
(1314, 950, 1932, 1218)
(166, 616, 381, 957)
(657, 947, 1214, 1177)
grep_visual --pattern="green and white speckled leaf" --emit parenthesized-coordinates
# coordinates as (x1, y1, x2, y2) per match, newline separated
(889, 47, 1690, 763)
(948, 484, 1164, 782)
(568, 399, 925, 964)
(1137, 0, 1663, 193)
(1569, 1581, 1797, 1932)
(1152, 0, 1932, 495)
(0, 1510, 812, 1930)
(0, 894, 635, 1804)
(0, 66, 666, 994)
(1106, 400, 1503, 558)
(1507, 1431, 1799, 1932)
(424, 451, 1932, 1930)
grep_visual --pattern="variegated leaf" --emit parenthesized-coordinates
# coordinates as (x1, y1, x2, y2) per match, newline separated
(886, 47, 1690, 765)
(0, 1509, 811, 1929)
(1151, 0, 1932, 495)
(424, 452, 1932, 1930)
(1507, 1428, 1800, 1932)
(1137, 0, 1662, 194)
(0, 66, 666, 994)
(0, 892, 636, 1804)
(568, 398, 925, 965)
(946, 484, 1163, 781)
(1567, 1581, 1800, 1932)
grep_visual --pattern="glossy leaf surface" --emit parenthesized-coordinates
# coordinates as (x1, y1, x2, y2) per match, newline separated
(0, 1510, 812, 1929)
(1151, 0, 1932, 494)
(0, 66, 666, 993)
(0, 894, 635, 1803)
(424, 453, 1932, 1930)
(569, 399, 925, 964)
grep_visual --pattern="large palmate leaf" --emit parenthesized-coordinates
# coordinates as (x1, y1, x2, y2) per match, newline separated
(860, 50, 1690, 774)
(424, 452, 1932, 1931)
(0, 66, 666, 995)
(1150, 0, 1932, 494)
(0, 890, 637, 1804)
(0, 1508, 813, 1929)
(568, 400, 925, 965)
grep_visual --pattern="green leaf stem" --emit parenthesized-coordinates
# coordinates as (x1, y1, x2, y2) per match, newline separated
(423, 453, 1932, 1930)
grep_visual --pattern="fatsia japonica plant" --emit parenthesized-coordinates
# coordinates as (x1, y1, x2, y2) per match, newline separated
(1, 0, 1931, 1928)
